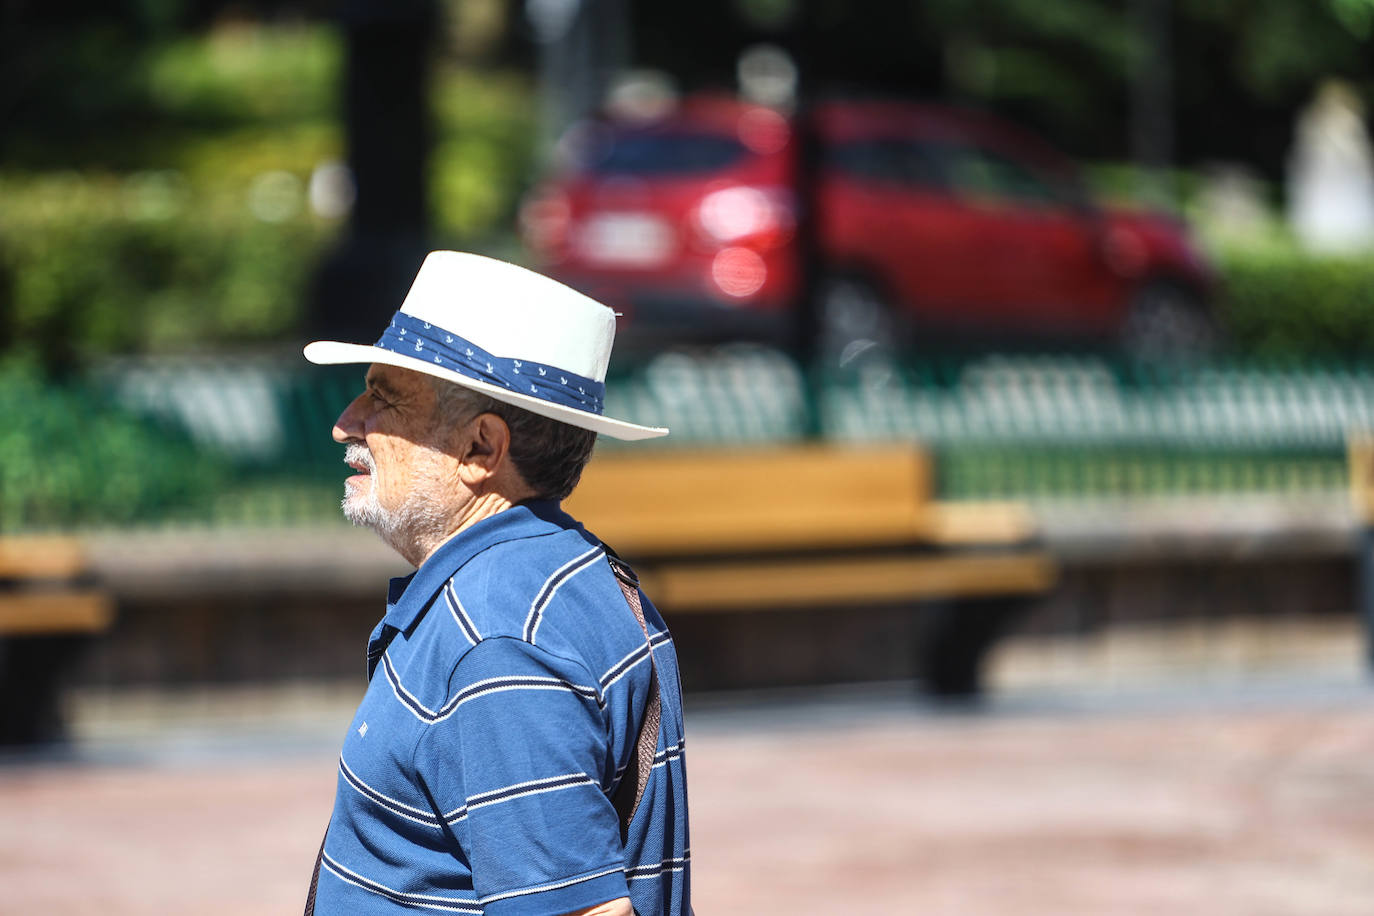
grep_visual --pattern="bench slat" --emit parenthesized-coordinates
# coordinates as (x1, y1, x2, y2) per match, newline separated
(1351, 435, 1374, 526)
(913, 501, 1040, 546)
(569, 446, 1037, 553)
(569, 447, 928, 529)
(0, 591, 115, 636)
(638, 551, 1057, 613)
(563, 444, 1033, 552)
(579, 505, 926, 555)
(575, 445, 931, 511)
(0, 537, 91, 580)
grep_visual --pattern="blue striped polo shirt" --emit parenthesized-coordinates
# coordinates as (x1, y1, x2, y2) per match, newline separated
(316, 501, 690, 915)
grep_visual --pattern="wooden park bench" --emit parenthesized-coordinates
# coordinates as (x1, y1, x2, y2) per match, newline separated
(565, 444, 1057, 695)
(0, 536, 115, 744)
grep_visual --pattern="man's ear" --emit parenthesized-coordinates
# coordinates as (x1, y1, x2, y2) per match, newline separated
(455, 412, 511, 488)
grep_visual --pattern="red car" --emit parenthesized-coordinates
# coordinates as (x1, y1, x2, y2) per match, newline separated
(521, 96, 1217, 360)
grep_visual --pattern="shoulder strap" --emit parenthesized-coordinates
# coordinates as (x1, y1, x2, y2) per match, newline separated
(606, 552, 661, 844)
(303, 820, 327, 915)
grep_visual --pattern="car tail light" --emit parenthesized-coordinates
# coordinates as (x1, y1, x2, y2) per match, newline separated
(710, 247, 768, 298)
(519, 189, 572, 257)
(693, 186, 794, 250)
(737, 107, 791, 155)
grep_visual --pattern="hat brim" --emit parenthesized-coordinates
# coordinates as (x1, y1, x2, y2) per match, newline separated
(303, 341, 669, 441)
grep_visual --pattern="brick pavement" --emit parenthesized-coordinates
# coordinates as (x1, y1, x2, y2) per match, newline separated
(3, 677, 1374, 914)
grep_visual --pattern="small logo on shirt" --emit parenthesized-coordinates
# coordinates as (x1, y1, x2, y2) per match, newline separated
(357, 721, 369, 739)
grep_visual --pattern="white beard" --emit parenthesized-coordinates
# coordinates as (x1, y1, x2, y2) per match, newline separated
(342, 443, 453, 563)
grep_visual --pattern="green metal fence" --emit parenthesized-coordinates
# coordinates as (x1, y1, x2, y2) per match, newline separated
(5, 349, 1369, 531)
(819, 355, 1363, 498)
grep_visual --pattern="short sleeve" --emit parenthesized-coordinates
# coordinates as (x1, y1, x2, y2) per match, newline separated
(414, 637, 628, 916)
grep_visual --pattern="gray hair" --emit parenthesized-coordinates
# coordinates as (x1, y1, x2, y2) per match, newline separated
(430, 377, 597, 502)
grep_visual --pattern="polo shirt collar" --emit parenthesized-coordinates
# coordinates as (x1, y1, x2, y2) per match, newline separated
(380, 500, 576, 634)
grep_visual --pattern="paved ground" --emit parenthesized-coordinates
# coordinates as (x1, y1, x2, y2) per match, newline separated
(4, 625, 1374, 914)
(689, 682, 1374, 915)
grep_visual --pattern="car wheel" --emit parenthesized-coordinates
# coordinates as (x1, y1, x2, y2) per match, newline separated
(818, 275, 900, 371)
(1120, 282, 1217, 362)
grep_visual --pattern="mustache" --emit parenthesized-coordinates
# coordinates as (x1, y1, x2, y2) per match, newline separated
(344, 443, 375, 472)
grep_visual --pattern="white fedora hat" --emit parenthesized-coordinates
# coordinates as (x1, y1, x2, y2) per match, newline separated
(303, 251, 668, 440)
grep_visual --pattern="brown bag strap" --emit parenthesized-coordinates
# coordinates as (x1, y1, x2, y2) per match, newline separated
(303, 820, 327, 915)
(606, 553, 661, 844)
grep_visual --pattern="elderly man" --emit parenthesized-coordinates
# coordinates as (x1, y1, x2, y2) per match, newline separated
(301, 252, 690, 916)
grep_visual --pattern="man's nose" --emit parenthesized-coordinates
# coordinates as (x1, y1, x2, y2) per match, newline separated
(333, 392, 368, 444)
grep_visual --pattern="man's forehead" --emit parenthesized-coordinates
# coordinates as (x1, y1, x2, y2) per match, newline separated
(366, 363, 430, 394)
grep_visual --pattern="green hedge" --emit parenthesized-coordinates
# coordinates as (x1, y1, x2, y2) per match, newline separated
(0, 173, 334, 364)
(0, 357, 227, 530)
(1217, 243, 1374, 361)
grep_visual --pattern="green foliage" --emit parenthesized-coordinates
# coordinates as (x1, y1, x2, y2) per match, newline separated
(929, 0, 1133, 131)
(173, 123, 343, 191)
(144, 26, 341, 126)
(431, 67, 538, 241)
(0, 24, 538, 366)
(0, 356, 227, 530)
(1330, 0, 1374, 38)
(1083, 163, 1208, 210)
(1217, 242, 1374, 361)
(2, 23, 341, 171)
(917, 0, 1374, 171)
(0, 173, 336, 363)
(1220, 0, 1361, 102)
(0, 22, 348, 364)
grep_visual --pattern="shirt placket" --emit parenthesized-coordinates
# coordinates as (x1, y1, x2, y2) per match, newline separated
(366, 622, 401, 680)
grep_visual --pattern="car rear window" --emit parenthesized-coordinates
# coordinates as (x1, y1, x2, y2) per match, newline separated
(827, 139, 950, 190)
(829, 138, 1073, 206)
(946, 146, 1060, 204)
(585, 130, 749, 176)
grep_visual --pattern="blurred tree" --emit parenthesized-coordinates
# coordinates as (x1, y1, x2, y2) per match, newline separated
(6, 0, 1370, 186)
(1174, 0, 1374, 180)
(627, 0, 1374, 181)
(0, 0, 337, 167)
(1331, 0, 1374, 37)
(923, 0, 1374, 176)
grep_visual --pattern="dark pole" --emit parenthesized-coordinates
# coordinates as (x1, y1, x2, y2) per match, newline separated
(345, 12, 431, 238)
(785, 0, 825, 439)
(1130, 0, 1174, 210)
(531, 0, 631, 164)
(308, 0, 437, 340)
